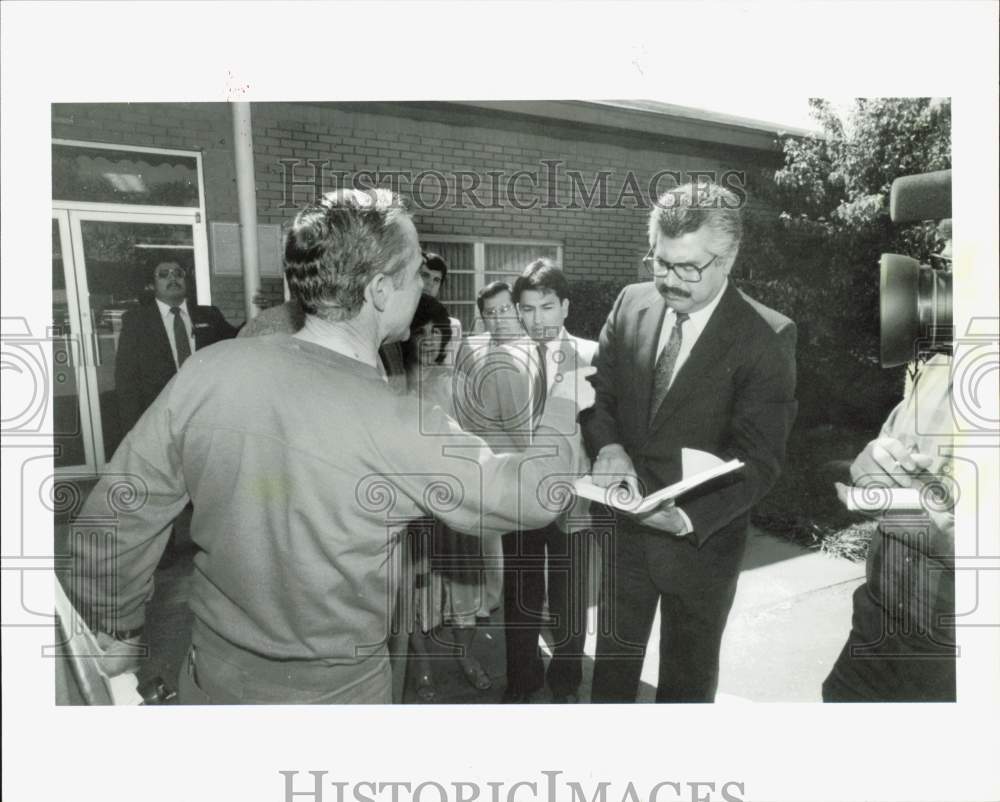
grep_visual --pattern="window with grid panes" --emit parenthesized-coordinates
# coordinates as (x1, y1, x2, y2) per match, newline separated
(420, 238, 562, 333)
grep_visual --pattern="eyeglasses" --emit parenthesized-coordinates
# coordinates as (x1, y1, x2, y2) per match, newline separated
(483, 303, 515, 318)
(155, 266, 186, 279)
(642, 248, 719, 283)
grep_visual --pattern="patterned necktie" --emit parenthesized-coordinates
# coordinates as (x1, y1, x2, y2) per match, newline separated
(532, 341, 548, 428)
(171, 306, 192, 368)
(648, 312, 689, 426)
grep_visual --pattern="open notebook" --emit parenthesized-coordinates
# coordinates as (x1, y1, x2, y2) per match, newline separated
(573, 448, 744, 514)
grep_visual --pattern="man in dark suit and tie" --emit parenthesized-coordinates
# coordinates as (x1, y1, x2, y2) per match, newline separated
(584, 182, 797, 703)
(115, 260, 237, 436)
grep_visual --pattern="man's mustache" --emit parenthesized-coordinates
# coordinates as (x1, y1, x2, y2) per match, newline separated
(659, 286, 691, 299)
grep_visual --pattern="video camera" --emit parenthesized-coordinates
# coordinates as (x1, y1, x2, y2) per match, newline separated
(879, 169, 953, 367)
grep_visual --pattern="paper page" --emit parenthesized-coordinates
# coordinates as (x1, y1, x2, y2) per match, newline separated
(839, 483, 924, 513)
(635, 458, 744, 513)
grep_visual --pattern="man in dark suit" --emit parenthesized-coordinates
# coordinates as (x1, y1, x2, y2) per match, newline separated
(472, 259, 597, 703)
(584, 182, 797, 703)
(115, 261, 236, 435)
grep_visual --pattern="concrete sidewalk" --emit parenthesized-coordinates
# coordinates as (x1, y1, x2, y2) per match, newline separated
(555, 528, 864, 704)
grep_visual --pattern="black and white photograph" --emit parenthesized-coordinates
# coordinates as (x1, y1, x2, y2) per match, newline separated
(2, 3, 998, 802)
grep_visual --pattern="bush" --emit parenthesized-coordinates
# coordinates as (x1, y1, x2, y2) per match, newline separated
(566, 278, 630, 342)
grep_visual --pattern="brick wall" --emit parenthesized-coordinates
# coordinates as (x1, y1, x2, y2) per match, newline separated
(53, 102, 779, 325)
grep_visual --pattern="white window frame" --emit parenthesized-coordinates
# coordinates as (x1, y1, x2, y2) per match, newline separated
(52, 138, 207, 220)
(420, 235, 564, 332)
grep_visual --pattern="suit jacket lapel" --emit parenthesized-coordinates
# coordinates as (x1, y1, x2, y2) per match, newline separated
(649, 283, 743, 433)
(189, 305, 210, 350)
(146, 304, 177, 369)
(634, 293, 667, 430)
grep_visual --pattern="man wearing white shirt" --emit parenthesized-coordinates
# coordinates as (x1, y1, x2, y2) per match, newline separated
(476, 259, 597, 703)
(453, 281, 526, 620)
(115, 260, 236, 439)
(584, 182, 797, 703)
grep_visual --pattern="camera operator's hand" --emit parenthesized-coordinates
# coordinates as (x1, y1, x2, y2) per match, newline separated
(96, 630, 143, 678)
(592, 443, 641, 497)
(850, 436, 934, 488)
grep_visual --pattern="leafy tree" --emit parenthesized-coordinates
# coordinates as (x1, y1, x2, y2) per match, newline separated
(736, 97, 951, 429)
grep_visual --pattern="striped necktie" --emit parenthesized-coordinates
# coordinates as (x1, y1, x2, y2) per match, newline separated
(171, 306, 192, 368)
(648, 312, 688, 426)
(532, 341, 548, 428)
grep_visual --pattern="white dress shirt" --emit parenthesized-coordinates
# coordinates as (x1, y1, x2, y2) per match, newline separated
(653, 279, 728, 391)
(155, 298, 195, 369)
(651, 280, 728, 535)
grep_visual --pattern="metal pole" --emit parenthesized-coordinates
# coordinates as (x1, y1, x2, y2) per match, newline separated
(231, 101, 260, 322)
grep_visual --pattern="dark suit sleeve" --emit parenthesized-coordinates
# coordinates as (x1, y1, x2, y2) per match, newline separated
(114, 310, 145, 435)
(683, 320, 798, 546)
(581, 287, 628, 458)
(206, 305, 238, 341)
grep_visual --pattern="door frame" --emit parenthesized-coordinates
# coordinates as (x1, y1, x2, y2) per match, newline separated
(51, 209, 99, 473)
(53, 207, 209, 474)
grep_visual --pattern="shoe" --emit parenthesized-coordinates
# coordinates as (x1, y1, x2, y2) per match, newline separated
(458, 657, 493, 691)
(414, 672, 437, 703)
(550, 691, 579, 704)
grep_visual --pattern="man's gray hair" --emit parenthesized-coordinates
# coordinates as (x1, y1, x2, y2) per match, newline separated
(284, 188, 413, 321)
(648, 182, 744, 255)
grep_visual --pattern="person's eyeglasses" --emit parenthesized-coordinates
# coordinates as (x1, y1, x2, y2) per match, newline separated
(484, 303, 515, 318)
(641, 248, 719, 283)
(155, 266, 186, 279)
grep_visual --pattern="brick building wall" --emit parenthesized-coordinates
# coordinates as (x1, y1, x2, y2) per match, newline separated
(53, 102, 781, 324)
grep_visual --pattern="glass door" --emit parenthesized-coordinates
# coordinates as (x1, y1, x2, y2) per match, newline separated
(57, 208, 208, 472)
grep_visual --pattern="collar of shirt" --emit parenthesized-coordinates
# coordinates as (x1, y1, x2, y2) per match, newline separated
(654, 279, 728, 391)
(156, 297, 190, 322)
(156, 298, 193, 367)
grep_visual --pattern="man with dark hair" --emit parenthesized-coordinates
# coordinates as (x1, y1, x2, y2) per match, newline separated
(419, 252, 448, 298)
(68, 189, 584, 705)
(585, 182, 797, 703)
(451, 281, 526, 621)
(115, 260, 236, 437)
(419, 250, 463, 349)
(454, 281, 524, 378)
(476, 258, 597, 703)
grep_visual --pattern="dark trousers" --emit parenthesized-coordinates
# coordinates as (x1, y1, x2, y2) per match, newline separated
(822, 584, 956, 703)
(501, 522, 587, 696)
(591, 528, 739, 703)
